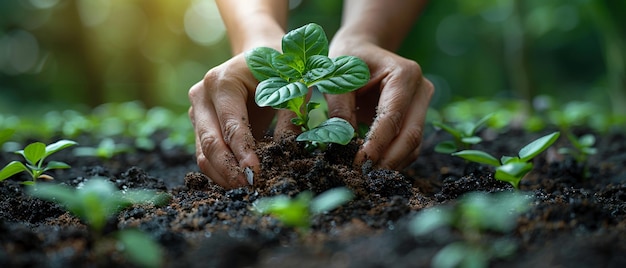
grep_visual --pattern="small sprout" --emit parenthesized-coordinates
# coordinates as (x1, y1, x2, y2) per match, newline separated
(433, 113, 493, 153)
(253, 187, 354, 230)
(73, 138, 133, 159)
(0, 139, 77, 185)
(452, 132, 560, 188)
(558, 132, 597, 179)
(28, 178, 169, 267)
(410, 191, 532, 268)
(245, 23, 370, 149)
(29, 178, 171, 232)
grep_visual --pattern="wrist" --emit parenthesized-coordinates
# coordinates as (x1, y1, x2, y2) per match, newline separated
(229, 16, 285, 54)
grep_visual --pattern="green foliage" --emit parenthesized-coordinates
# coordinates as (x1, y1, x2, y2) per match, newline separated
(0, 139, 77, 185)
(1, 102, 197, 155)
(558, 133, 597, 163)
(245, 23, 370, 147)
(29, 178, 171, 232)
(410, 191, 532, 268)
(115, 229, 163, 268)
(73, 138, 133, 159)
(28, 178, 169, 267)
(452, 132, 560, 188)
(0, 128, 14, 147)
(253, 187, 354, 230)
(433, 113, 493, 153)
(558, 132, 597, 179)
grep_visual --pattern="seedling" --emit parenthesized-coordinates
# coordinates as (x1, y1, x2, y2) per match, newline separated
(73, 138, 133, 159)
(0, 139, 77, 185)
(29, 178, 170, 267)
(451, 132, 560, 189)
(410, 191, 532, 268)
(245, 23, 370, 148)
(252, 187, 354, 230)
(558, 132, 597, 179)
(433, 113, 493, 153)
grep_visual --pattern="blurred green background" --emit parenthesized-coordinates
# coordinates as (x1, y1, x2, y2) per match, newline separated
(1, 0, 624, 116)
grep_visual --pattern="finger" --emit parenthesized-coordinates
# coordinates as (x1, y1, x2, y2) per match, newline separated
(354, 60, 424, 167)
(189, 101, 246, 188)
(325, 92, 357, 127)
(378, 78, 434, 169)
(273, 109, 300, 139)
(189, 81, 250, 188)
(209, 86, 261, 182)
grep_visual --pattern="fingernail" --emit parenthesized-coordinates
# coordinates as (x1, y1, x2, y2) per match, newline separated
(244, 167, 254, 185)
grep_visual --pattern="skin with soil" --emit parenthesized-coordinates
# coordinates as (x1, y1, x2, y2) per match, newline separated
(1, 128, 625, 267)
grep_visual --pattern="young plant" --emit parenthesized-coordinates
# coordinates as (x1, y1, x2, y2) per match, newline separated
(558, 132, 597, 178)
(451, 132, 560, 189)
(410, 191, 532, 268)
(245, 23, 370, 148)
(73, 138, 133, 159)
(0, 139, 77, 185)
(29, 178, 170, 267)
(433, 113, 493, 153)
(252, 187, 354, 230)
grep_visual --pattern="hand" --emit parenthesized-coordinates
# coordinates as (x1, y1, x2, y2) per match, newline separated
(188, 54, 275, 189)
(327, 40, 434, 169)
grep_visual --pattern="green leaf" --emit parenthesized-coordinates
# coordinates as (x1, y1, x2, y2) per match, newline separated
(44, 139, 78, 159)
(303, 55, 335, 84)
(578, 134, 596, 147)
(408, 207, 452, 236)
(274, 53, 303, 78)
(582, 147, 597, 155)
(469, 113, 494, 135)
(255, 77, 308, 108)
(433, 121, 463, 139)
(244, 47, 282, 81)
(44, 161, 71, 171)
(253, 192, 312, 229)
(518, 132, 560, 162)
(310, 187, 353, 214)
(282, 23, 329, 64)
(117, 230, 162, 268)
(452, 150, 501, 167)
(305, 102, 320, 114)
(434, 141, 458, 154)
(296, 117, 355, 145)
(461, 136, 482, 145)
(313, 56, 370, 94)
(0, 161, 28, 181)
(19, 142, 46, 166)
(29, 183, 78, 205)
(500, 155, 519, 164)
(495, 162, 533, 188)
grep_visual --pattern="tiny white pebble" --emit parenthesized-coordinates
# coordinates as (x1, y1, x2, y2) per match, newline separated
(245, 167, 254, 185)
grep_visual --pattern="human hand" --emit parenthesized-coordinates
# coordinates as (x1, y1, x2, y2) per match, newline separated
(188, 54, 277, 189)
(326, 40, 434, 169)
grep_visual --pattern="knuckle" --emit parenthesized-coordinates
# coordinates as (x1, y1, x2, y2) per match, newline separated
(198, 131, 221, 155)
(422, 78, 435, 98)
(397, 59, 422, 78)
(221, 116, 241, 145)
(386, 110, 404, 135)
(404, 127, 424, 151)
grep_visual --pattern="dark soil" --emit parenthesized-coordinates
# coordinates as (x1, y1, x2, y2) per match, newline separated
(1, 127, 625, 268)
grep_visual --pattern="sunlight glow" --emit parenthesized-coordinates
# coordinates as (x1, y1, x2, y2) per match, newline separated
(184, 0, 225, 46)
